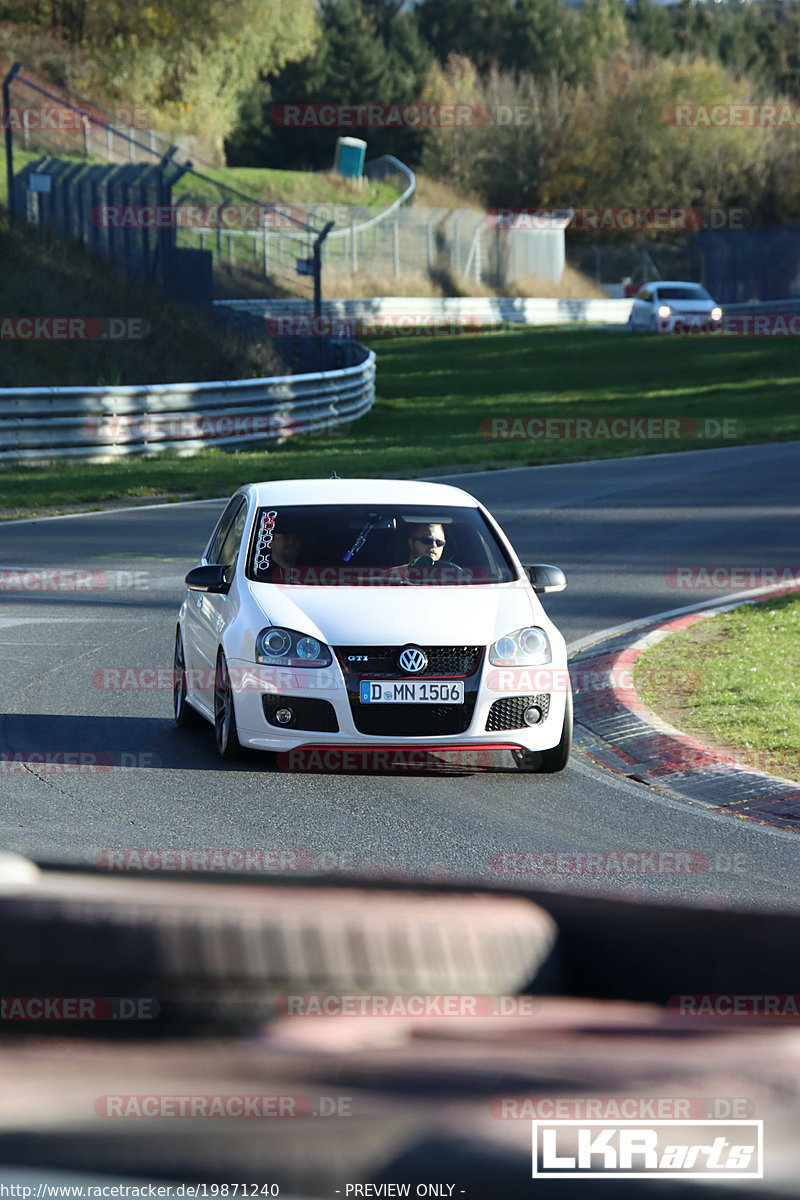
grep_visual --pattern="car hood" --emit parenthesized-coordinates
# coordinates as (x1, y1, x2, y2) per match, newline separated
(247, 581, 538, 646)
(659, 299, 716, 312)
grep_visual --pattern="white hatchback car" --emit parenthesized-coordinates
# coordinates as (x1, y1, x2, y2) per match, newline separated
(628, 281, 723, 332)
(174, 478, 572, 773)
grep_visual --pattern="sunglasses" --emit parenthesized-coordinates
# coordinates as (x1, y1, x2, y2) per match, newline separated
(414, 537, 445, 547)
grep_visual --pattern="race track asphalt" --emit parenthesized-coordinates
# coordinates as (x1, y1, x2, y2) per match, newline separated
(0, 441, 798, 910)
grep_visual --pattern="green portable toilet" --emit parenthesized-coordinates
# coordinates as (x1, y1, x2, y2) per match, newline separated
(334, 137, 367, 179)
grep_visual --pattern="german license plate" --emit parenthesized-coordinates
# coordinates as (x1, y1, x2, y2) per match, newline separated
(360, 680, 464, 704)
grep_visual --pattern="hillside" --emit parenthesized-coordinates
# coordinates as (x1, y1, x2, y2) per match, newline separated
(0, 213, 282, 387)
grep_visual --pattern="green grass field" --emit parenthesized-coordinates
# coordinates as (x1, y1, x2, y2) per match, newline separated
(172, 166, 400, 210)
(1, 326, 798, 515)
(635, 593, 800, 783)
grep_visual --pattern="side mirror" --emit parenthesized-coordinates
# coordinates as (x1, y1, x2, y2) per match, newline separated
(185, 564, 230, 594)
(524, 564, 567, 594)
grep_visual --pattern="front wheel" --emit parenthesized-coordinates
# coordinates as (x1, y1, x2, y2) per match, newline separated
(514, 689, 572, 774)
(214, 651, 243, 760)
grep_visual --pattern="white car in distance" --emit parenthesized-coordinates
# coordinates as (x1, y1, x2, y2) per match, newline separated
(174, 478, 572, 773)
(628, 281, 723, 332)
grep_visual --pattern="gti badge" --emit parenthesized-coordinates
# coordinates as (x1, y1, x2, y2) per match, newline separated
(398, 646, 428, 675)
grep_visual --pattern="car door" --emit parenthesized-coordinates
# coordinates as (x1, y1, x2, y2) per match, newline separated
(184, 495, 247, 714)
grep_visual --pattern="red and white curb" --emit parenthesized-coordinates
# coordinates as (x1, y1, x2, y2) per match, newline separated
(570, 584, 800, 830)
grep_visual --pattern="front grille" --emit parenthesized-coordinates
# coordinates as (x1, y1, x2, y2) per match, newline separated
(349, 695, 477, 736)
(337, 646, 483, 678)
(486, 694, 550, 732)
(262, 694, 339, 733)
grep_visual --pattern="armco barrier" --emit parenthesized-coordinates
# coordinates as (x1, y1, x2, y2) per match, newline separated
(216, 296, 633, 326)
(0, 341, 375, 462)
(217, 295, 800, 329)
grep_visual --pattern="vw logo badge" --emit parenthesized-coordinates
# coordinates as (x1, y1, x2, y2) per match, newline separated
(398, 646, 428, 675)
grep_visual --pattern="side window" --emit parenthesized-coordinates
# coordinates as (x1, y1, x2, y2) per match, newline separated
(205, 496, 244, 564)
(218, 499, 247, 572)
(638, 289, 652, 303)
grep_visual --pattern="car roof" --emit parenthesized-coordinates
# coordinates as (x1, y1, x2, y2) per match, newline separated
(649, 281, 706, 290)
(244, 478, 480, 509)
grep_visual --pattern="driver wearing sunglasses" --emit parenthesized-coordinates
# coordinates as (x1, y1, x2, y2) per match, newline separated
(408, 523, 447, 564)
(383, 522, 448, 582)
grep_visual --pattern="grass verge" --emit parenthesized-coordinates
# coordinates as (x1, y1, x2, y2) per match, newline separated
(1, 325, 798, 514)
(635, 593, 800, 783)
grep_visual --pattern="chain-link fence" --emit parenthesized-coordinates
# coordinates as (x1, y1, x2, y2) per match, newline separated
(2, 64, 333, 308)
(566, 231, 800, 304)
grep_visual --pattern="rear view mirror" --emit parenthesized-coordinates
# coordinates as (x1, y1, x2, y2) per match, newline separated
(185, 564, 230, 594)
(524, 564, 567, 593)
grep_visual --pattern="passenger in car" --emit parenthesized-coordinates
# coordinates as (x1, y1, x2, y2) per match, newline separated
(270, 529, 303, 569)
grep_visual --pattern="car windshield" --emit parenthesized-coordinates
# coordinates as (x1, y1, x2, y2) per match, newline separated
(246, 503, 517, 585)
(656, 285, 712, 300)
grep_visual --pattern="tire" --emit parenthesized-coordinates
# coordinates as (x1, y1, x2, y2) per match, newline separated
(214, 650, 243, 760)
(173, 626, 202, 729)
(514, 688, 572, 774)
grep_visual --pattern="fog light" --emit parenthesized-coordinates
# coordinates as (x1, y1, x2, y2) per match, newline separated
(523, 705, 543, 726)
(275, 708, 293, 726)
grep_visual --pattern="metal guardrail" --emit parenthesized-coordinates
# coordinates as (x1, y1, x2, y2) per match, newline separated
(0, 345, 376, 462)
(724, 299, 800, 314)
(217, 296, 634, 326)
(218, 296, 800, 330)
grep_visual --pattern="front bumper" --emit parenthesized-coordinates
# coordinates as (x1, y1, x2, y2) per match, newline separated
(658, 313, 722, 334)
(228, 657, 569, 754)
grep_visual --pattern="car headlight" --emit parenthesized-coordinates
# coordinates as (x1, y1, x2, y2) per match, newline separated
(255, 627, 332, 667)
(711, 306, 722, 321)
(657, 305, 671, 319)
(489, 627, 551, 666)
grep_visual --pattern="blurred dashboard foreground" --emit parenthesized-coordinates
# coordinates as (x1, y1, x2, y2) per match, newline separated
(0, 856, 799, 1197)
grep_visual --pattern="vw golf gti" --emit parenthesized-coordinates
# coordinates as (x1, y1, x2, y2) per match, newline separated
(174, 478, 572, 772)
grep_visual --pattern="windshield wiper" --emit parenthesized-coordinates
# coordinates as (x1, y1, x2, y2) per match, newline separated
(342, 513, 381, 562)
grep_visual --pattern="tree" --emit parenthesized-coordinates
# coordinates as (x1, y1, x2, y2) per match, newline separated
(626, 0, 675, 59)
(228, 0, 432, 170)
(507, 0, 580, 82)
(573, 0, 629, 84)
